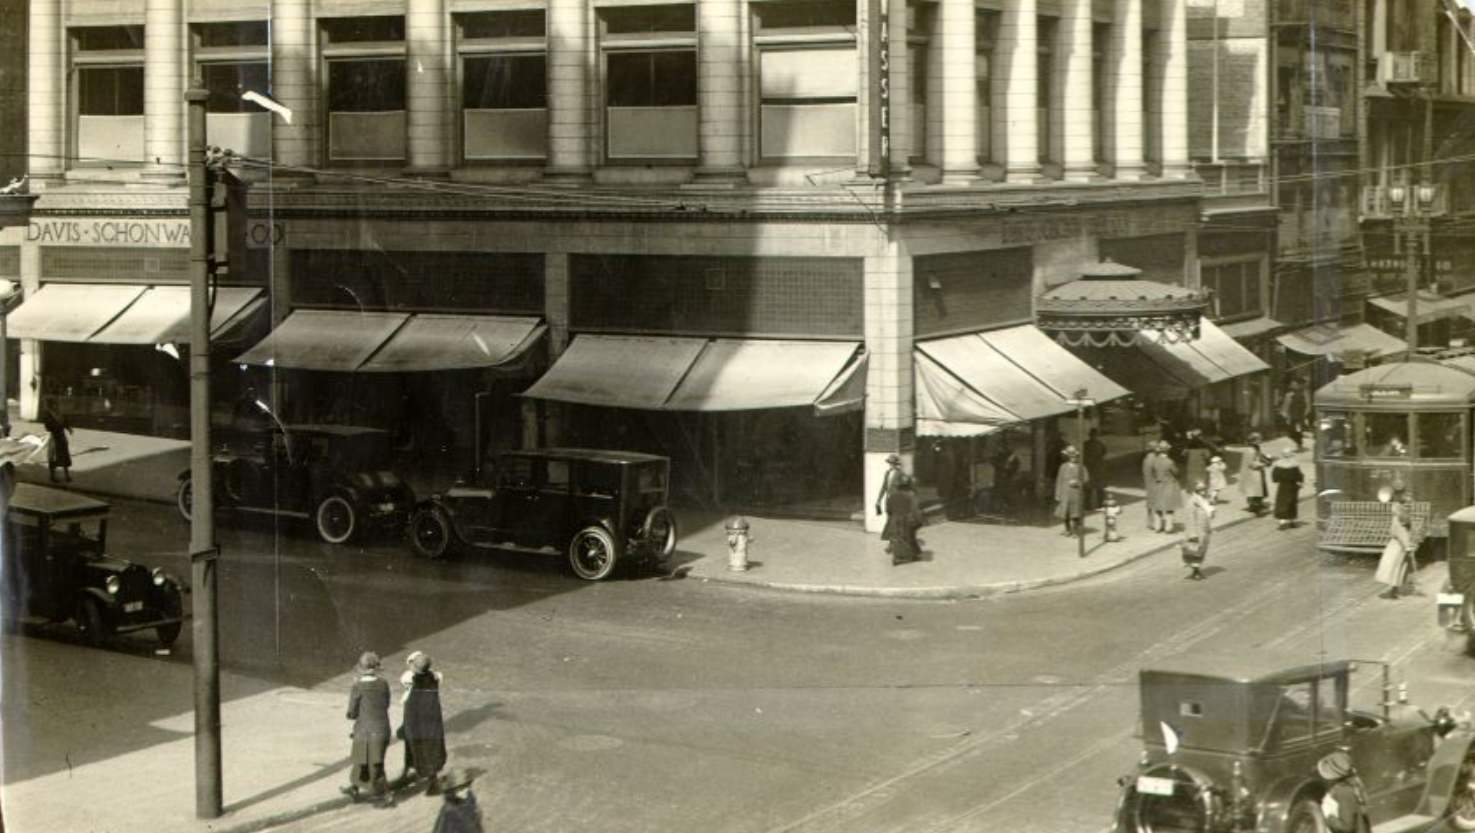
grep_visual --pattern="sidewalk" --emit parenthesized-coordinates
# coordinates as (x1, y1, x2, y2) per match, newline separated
(0, 412, 1317, 600)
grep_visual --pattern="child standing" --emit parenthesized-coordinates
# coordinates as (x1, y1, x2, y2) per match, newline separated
(1206, 455, 1228, 504)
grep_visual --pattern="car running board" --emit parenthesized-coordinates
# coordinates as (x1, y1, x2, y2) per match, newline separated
(466, 541, 561, 556)
(1372, 814, 1437, 833)
(235, 506, 312, 520)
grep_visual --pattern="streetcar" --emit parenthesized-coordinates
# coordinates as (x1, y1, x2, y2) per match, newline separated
(1313, 358, 1475, 551)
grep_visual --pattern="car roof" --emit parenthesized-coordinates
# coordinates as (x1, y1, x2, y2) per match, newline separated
(503, 447, 669, 465)
(9, 483, 110, 518)
(283, 424, 389, 438)
(1142, 653, 1353, 686)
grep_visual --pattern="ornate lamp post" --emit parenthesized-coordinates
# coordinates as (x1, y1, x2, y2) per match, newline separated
(1385, 182, 1441, 356)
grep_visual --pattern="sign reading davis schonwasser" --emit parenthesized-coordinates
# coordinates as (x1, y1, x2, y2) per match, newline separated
(25, 219, 191, 246)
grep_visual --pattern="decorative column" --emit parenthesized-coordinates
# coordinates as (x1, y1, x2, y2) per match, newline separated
(863, 245, 914, 534)
(1107, 0, 1146, 181)
(143, 0, 186, 179)
(547, 0, 593, 180)
(1059, 0, 1096, 180)
(406, 0, 451, 174)
(27, 0, 65, 184)
(271, 0, 318, 168)
(937, 0, 978, 182)
(696, 0, 745, 180)
(1157, 0, 1189, 178)
(1371, 0, 1386, 58)
(996, 0, 1041, 182)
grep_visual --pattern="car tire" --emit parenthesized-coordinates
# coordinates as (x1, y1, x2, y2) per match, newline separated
(1450, 752, 1475, 831)
(409, 506, 453, 560)
(78, 598, 110, 647)
(642, 506, 678, 560)
(1285, 798, 1329, 833)
(156, 621, 182, 648)
(177, 476, 193, 522)
(315, 495, 357, 545)
(568, 526, 621, 581)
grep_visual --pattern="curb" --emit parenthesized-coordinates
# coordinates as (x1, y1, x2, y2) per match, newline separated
(692, 495, 1315, 600)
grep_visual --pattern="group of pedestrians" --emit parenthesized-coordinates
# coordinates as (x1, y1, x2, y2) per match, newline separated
(342, 650, 449, 808)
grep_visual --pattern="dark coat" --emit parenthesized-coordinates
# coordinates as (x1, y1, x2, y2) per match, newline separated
(1053, 461, 1087, 519)
(432, 790, 485, 833)
(401, 671, 448, 776)
(882, 489, 923, 561)
(1271, 460, 1304, 520)
(347, 674, 392, 769)
(42, 410, 70, 468)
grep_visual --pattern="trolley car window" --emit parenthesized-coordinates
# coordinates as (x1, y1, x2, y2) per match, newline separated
(1318, 412, 1355, 458)
(1364, 413, 1411, 458)
(1416, 412, 1464, 459)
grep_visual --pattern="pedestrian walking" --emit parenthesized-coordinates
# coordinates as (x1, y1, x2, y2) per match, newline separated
(1239, 433, 1271, 515)
(343, 651, 394, 807)
(1280, 380, 1310, 452)
(1315, 750, 1370, 833)
(398, 651, 448, 793)
(1147, 441, 1182, 533)
(41, 399, 72, 484)
(882, 474, 924, 565)
(1083, 429, 1107, 509)
(874, 453, 904, 530)
(1271, 448, 1305, 530)
(1054, 446, 1088, 536)
(431, 771, 484, 833)
(1206, 455, 1228, 503)
(1374, 497, 1415, 600)
(1181, 481, 1215, 580)
(1141, 445, 1156, 529)
(1183, 429, 1213, 492)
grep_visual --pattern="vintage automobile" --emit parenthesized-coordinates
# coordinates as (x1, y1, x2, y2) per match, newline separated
(1110, 655, 1475, 833)
(176, 424, 415, 545)
(407, 448, 678, 580)
(2, 483, 185, 647)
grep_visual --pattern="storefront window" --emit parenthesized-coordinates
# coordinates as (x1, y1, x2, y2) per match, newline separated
(1417, 412, 1465, 459)
(1317, 412, 1355, 458)
(1363, 412, 1411, 458)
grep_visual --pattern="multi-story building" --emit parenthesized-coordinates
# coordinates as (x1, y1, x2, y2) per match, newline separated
(9, 0, 1275, 527)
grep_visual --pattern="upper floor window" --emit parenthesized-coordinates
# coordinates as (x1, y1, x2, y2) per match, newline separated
(194, 22, 271, 160)
(72, 26, 144, 165)
(1038, 17, 1056, 165)
(754, 0, 858, 161)
(1202, 256, 1266, 320)
(459, 9, 548, 162)
(600, 5, 697, 161)
(322, 17, 406, 163)
(977, 11, 998, 164)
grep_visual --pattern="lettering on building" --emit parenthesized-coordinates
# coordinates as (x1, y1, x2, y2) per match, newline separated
(1001, 213, 1138, 245)
(25, 220, 191, 246)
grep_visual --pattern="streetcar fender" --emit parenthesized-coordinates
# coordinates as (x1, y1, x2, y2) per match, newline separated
(1254, 775, 1324, 833)
(1413, 729, 1475, 819)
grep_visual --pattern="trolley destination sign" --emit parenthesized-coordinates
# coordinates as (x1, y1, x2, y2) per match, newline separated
(1358, 383, 1414, 400)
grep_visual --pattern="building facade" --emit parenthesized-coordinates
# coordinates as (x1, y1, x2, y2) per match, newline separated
(12, 0, 1258, 528)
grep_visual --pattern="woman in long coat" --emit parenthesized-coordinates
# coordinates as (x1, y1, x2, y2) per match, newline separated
(1054, 447, 1088, 536)
(1182, 481, 1215, 580)
(344, 652, 393, 805)
(41, 399, 72, 483)
(1239, 432, 1270, 515)
(1147, 442, 1182, 533)
(1270, 448, 1304, 530)
(882, 475, 923, 565)
(1374, 499, 1415, 599)
(400, 651, 448, 791)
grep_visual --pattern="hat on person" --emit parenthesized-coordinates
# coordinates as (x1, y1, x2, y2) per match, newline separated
(1064, 446, 1079, 458)
(1157, 441, 1172, 452)
(1317, 750, 1353, 781)
(1193, 480, 1207, 492)
(356, 651, 381, 673)
(406, 650, 431, 673)
(1247, 432, 1263, 443)
(885, 453, 902, 465)
(1280, 447, 1296, 459)
(1210, 455, 1224, 464)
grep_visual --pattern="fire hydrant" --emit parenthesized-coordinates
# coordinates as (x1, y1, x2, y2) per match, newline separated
(725, 516, 751, 572)
(1102, 493, 1122, 543)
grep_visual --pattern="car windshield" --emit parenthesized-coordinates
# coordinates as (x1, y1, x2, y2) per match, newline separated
(319, 433, 393, 469)
(55, 516, 105, 558)
(635, 462, 666, 494)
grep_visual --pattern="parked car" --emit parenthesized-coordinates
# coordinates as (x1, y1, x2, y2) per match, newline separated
(1110, 654, 1475, 833)
(176, 424, 414, 545)
(407, 448, 678, 580)
(2, 483, 185, 647)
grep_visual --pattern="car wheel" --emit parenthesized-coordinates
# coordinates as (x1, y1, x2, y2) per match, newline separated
(642, 506, 678, 560)
(409, 506, 453, 560)
(568, 526, 621, 581)
(77, 598, 111, 647)
(1450, 753, 1475, 832)
(177, 476, 193, 522)
(156, 621, 182, 648)
(1285, 798, 1329, 833)
(315, 495, 357, 545)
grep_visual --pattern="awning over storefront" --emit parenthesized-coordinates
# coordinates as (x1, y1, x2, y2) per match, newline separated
(1276, 323, 1407, 359)
(92, 286, 264, 344)
(6, 283, 147, 342)
(522, 334, 864, 413)
(1134, 319, 1270, 387)
(358, 314, 546, 373)
(235, 310, 410, 371)
(914, 325, 1129, 437)
(1217, 316, 1285, 340)
(1368, 292, 1471, 325)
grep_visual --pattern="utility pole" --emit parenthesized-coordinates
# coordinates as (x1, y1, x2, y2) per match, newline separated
(186, 86, 222, 820)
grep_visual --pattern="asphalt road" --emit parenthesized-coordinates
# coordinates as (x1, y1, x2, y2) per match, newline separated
(6, 497, 1473, 833)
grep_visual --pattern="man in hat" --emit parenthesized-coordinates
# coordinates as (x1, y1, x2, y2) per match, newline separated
(1146, 441, 1181, 534)
(1054, 446, 1088, 536)
(1239, 432, 1270, 515)
(1316, 750, 1368, 833)
(874, 453, 905, 529)
(344, 651, 394, 807)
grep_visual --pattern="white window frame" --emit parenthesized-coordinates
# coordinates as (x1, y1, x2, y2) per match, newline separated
(458, 10, 550, 163)
(192, 23, 271, 161)
(599, 7, 698, 163)
(321, 19, 408, 164)
(71, 27, 145, 168)
(1202, 254, 1268, 321)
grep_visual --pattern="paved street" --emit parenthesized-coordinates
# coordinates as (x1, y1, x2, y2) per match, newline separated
(4, 497, 1473, 833)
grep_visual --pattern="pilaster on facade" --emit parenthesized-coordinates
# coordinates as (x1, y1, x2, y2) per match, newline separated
(1156, 0, 1190, 178)
(27, 0, 65, 185)
(142, 0, 186, 182)
(405, 0, 452, 176)
(996, 0, 1044, 182)
(271, 0, 319, 171)
(1108, 0, 1148, 181)
(546, 0, 594, 181)
(695, 0, 746, 181)
(935, 0, 979, 184)
(862, 247, 914, 533)
(1058, 0, 1099, 182)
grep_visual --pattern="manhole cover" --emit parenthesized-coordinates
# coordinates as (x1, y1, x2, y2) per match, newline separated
(557, 734, 624, 752)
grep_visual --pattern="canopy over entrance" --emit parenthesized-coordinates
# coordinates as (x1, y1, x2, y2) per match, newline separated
(1036, 258, 1210, 348)
(233, 310, 545, 372)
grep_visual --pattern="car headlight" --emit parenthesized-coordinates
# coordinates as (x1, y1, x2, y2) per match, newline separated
(151, 568, 167, 587)
(105, 575, 121, 595)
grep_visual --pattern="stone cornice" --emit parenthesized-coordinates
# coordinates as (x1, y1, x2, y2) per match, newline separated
(0, 195, 38, 228)
(27, 189, 188, 217)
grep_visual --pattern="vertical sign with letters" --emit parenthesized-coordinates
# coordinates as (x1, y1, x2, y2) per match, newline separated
(867, 0, 891, 178)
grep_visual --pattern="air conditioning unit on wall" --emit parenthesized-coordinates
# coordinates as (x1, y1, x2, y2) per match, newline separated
(1378, 51, 1434, 85)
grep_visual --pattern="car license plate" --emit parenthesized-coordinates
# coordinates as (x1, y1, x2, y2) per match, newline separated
(1136, 776, 1176, 797)
(124, 601, 144, 613)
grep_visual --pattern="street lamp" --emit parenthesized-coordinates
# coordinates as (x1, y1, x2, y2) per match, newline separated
(0, 278, 19, 437)
(1387, 181, 1442, 356)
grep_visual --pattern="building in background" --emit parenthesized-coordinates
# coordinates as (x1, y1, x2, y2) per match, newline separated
(8, 0, 1275, 528)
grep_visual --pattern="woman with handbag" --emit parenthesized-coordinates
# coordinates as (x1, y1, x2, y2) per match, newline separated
(1374, 498, 1415, 600)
